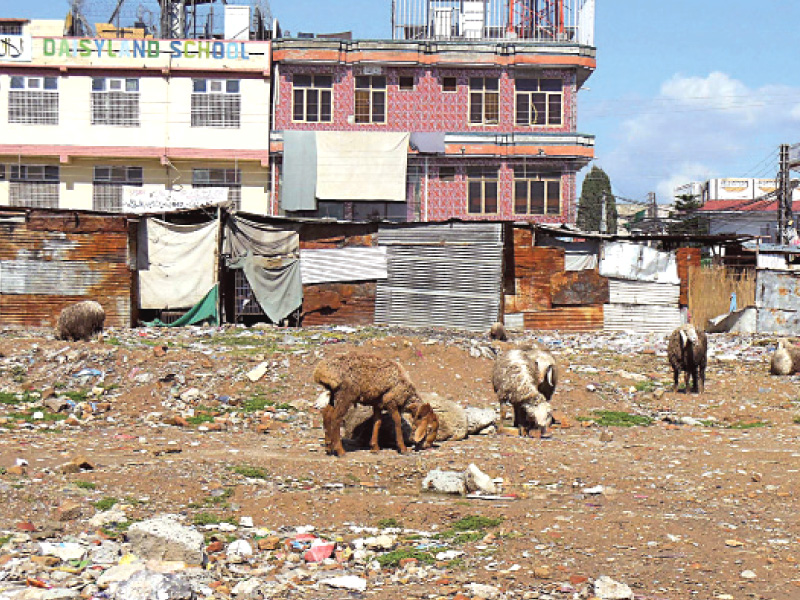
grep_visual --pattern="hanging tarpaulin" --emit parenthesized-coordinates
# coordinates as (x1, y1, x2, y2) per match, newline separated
(138, 218, 219, 309)
(144, 284, 219, 327)
(224, 215, 303, 323)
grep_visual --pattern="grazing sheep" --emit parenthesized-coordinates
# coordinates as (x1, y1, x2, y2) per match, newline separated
(56, 301, 105, 341)
(770, 339, 800, 375)
(489, 322, 508, 341)
(492, 347, 557, 437)
(314, 352, 439, 457)
(667, 324, 707, 393)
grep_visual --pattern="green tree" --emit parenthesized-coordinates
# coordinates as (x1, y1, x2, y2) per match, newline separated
(668, 193, 709, 237)
(577, 166, 617, 233)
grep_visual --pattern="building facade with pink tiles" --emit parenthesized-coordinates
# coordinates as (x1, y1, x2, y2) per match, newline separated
(270, 38, 595, 224)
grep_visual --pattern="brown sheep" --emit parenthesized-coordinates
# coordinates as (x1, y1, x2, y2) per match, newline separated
(770, 339, 800, 375)
(489, 322, 508, 341)
(492, 347, 557, 437)
(56, 301, 105, 341)
(667, 324, 707, 393)
(314, 352, 439, 457)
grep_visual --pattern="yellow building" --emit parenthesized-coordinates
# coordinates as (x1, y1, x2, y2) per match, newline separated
(0, 19, 272, 214)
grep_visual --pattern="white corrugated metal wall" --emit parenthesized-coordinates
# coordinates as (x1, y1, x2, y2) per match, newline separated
(375, 222, 503, 331)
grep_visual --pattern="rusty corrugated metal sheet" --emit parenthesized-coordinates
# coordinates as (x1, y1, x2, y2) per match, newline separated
(302, 283, 376, 326)
(676, 247, 701, 305)
(756, 270, 800, 334)
(0, 213, 134, 328)
(551, 270, 609, 305)
(523, 305, 604, 332)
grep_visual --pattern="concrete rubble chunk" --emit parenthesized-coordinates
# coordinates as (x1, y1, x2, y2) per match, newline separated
(467, 582, 501, 599)
(111, 569, 196, 600)
(231, 577, 264, 596)
(39, 542, 86, 562)
(226, 539, 253, 563)
(89, 507, 128, 528)
(97, 562, 147, 588)
(421, 392, 467, 441)
(464, 407, 497, 434)
(127, 516, 205, 565)
(594, 575, 633, 599)
(464, 463, 497, 495)
(421, 469, 466, 495)
(320, 575, 367, 592)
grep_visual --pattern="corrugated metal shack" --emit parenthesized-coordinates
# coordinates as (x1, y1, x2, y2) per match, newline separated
(0, 209, 136, 329)
(752, 244, 800, 334)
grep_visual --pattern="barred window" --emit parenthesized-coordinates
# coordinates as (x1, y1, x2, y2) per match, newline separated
(193, 168, 241, 210)
(191, 79, 241, 128)
(0, 23, 24, 34)
(9, 76, 59, 125)
(93, 165, 143, 212)
(9, 164, 59, 208)
(469, 77, 499, 125)
(355, 76, 386, 124)
(513, 166, 561, 215)
(467, 166, 498, 214)
(91, 78, 140, 127)
(515, 78, 563, 126)
(292, 74, 333, 123)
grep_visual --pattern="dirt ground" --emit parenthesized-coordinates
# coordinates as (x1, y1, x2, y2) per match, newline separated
(1, 324, 799, 600)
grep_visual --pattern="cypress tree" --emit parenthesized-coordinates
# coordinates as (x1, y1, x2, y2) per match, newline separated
(577, 166, 616, 233)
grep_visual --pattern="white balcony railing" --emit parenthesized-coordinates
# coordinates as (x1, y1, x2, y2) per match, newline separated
(391, 0, 594, 45)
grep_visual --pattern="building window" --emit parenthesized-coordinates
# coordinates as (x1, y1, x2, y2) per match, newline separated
(399, 76, 414, 91)
(469, 77, 499, 125)
(439, 166, 456, 181)
(93, 166, 143, 212)
(9, 165, 59, 208)
(467, 166, 498, 214)
(8, 76, 58, 125)
(353, 202, 407, 222)
(193, 168, 241, 210)
(0, 23, 24, 34)
(355, 76, 386, 124)
(442, 76, 457, 92)
(292, 74, 332, 123)
(91, 78, 140, 127)
(191, 79, 240, 128)
(515, 78, 562, 126)
(513, 167, 561, 215)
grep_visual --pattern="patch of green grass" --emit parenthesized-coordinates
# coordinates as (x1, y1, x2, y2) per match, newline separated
(0, 535, 12, 546)
(0, 391, 37, 405)
(10, 366, 27, 383)
(451, 515, 502, 531)
(727, 420, 769, 430)
(447, 558, 466, 569)
(100, 520, 134, 537)
(634, 380, 656, 393)
(433, 515, 503, 545)
(232, 465, 269, 479)
(8, 410, 67, 423)
(240, 394, 293, 413)
(376, 548, 435, 568)
(74, 480, 96, 490)
(186, 413, 215, 426)
(64, 391, 88, 402)
(591, 411, 652, 427)
(793, 415, 800, 425)
(93, 497, 118, 511)
(105, 337, 122, 346)
(377, 518, 401, 529)
(193, 512, 236, 526)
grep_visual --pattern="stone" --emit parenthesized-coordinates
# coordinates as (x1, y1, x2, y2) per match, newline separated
(97, 562, 147, 587)
(421, 469, 466, 496)
(464, 463, 497, 495)
(111, 569, 195, 600)
(467, 583, 500, 599)
(39, 542, 86, 562)
(89, 507, 128, 529)
(741, 570, 757, 580)
(464, 407, 497, 435)
(90, 541, 122, 565)
(533, 565, 552, 579)
(231, 578, 263, 596)
(594, 575, 633, 599)
(44, 397, 70, 413)
(127, 516, 205, 565)
(7, 465, 26, 476)
(226, 540, 253, 563)
(421, 392, 468, 441)
(320, 576, 367, 592)
(257, 536, 281, 551)
(599, 431, 614, 443)
(55, 502, 83, 522)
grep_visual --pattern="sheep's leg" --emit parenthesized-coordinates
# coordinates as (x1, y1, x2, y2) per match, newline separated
(698, 365, 706, 394)
(328, 388, 356, 457)
(513, 404, 527, 436)
(321, 405, 334, 453)
(672, 368, 679, 392)
(387, 407, 409, 454)
(369, 406, 383, 453)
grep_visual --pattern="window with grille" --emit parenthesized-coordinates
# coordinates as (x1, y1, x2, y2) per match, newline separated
(515, 78, 563, 126)
(292, 74, 333, 123)
(91, 78, 140, 127)
(469, 77, 499, 125)
(92, 166, 143, 212)
(9, 164, 59, 208)
(467, 166, 498, 214)
(513, 166, 561, 215)
(9, 76, 58, 125)
(0, 24, 24, 34)
(355, 76, 386, 124)
(191, 79, 241, 128)
(193, 168, 241, 210)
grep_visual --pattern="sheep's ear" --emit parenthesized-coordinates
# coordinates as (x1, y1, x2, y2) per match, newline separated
(545, 366, 554, 387)
(679, 330, 687, 347)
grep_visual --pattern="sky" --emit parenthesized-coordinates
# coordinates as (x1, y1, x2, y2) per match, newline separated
(9, 0, 800, 205)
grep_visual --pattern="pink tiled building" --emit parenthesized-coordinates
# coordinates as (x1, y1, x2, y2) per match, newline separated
(270, 0, 596, 224)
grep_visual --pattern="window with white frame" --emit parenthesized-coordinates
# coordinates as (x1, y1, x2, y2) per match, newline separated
(93, 166, 143, 212)
(515, 78, 562, 126)
(91, 78, 140, 127)
(355, 76, 386, 124)
(469, 77, 499, 125)
(292, 74, 333, 123)
(9, 164, 59, 208)
(467, 166, 498, 214)
(8, 75, 59, 125)
(191, 79, 241, 128)
(513, 166, 561, 215)
(193, 168, 241, 210)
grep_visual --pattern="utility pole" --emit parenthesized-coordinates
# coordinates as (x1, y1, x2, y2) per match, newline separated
(778, 144, 793, 244)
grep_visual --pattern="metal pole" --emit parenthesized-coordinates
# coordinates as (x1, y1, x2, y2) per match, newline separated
(779, 144, 792, 244)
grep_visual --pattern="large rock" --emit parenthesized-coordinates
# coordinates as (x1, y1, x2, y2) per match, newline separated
(421, 393, 467, 441)
(111, 570, 195, 600)
(594, 575, 633, 599)
(421, 469, 466, 495)
(464, 407, 498, 434)
(127, 516, 205, 565)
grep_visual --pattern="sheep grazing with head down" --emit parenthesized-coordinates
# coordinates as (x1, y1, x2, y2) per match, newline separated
(667, 324, 707, 393)
(56, 301, 106, 341)
(770, 339, 800, 375)
(492, 346, 557, 437)
(314, 352, 439, 457)
(489, 321, 508, 342)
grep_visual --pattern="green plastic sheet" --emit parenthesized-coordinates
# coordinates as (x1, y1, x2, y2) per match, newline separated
(144, 284, 219, 327)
